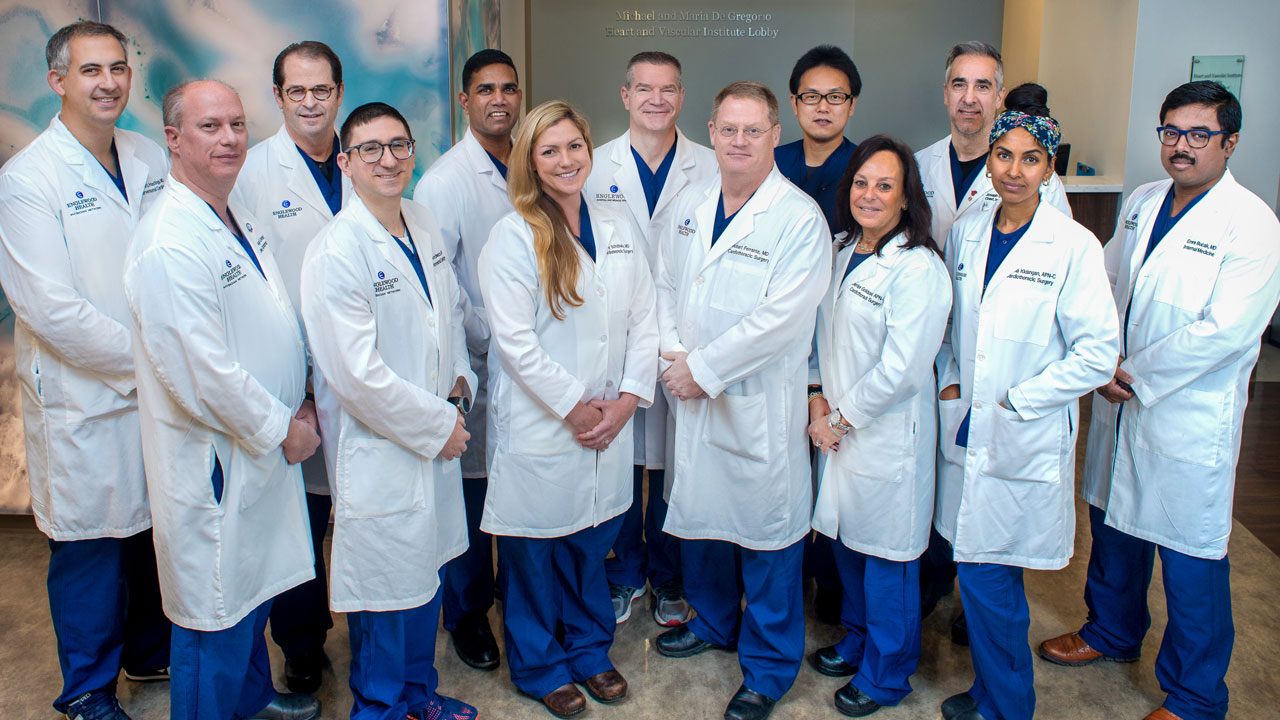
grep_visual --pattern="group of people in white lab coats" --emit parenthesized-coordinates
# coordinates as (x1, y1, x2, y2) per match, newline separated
(2, 20, 1278, 720)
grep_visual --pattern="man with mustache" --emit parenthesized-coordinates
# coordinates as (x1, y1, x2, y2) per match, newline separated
(583, 50, 716, 628)
(0, 21, 171, 720)
(1038, 80, 1280, 720)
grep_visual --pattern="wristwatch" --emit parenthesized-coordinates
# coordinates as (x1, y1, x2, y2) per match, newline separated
(448, 395, 472, 414)
(828, 410, 852, 434)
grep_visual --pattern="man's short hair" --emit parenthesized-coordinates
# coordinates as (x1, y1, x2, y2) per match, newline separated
(788, 45, 861, 98)
(945, 41, 1004, 90)
(711, 81, 779, 127)
(340, 102, 413, 148)
(272, 41, 343, 89)
(46, 21, 128, 75)
(1160, 80, 1242, 143)
(161, 80, 239, 129)
(462, 49, 518, 93)
(625, 51, 683, 88)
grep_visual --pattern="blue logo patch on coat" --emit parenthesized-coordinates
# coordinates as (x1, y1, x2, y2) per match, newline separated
(75, 190, 84, 199)
(610, 185, 619, 193)
(245, 223, 253, 233)
(226, 260, 233, 268)
(378, 271, 386, 279)
(282, 200, 291, 208)
(958, 263, 965, 271)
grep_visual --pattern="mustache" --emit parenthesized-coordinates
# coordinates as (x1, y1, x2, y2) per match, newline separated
(1170, 153, 1195, 165)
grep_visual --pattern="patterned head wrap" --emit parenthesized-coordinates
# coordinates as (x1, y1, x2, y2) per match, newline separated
(989, 110, 1061, 156)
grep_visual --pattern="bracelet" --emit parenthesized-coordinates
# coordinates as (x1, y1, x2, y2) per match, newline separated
(807, 388, 824, 403)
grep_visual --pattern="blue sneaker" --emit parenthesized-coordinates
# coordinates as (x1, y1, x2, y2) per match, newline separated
(414, 692, 478, 719)
(64, 691, 131, 720)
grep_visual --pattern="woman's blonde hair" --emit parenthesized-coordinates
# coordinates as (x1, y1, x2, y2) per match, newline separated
(508, 100, 594, 320)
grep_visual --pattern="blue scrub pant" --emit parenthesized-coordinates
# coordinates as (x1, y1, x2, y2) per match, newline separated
(441, 477, 495, 631)
(47, 530, 171, 712)
(606, 466, 681, 589)
(497, 515, 624, 698)
(170, 600, 275, 720)
(831, 545, 921, 706)
(269, 491, 333, 658)
(682, 538, 805, 701)
(1078, 505, 1233, 720)
(956, 562, 1035, 720)
(347, 584, 444, 720)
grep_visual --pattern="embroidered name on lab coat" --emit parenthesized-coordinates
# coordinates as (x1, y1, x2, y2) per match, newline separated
(727, 244, 770, 263)
(143, 179, 165, 197)
(1123, 212, 1140, 231)
(676, 218, 696, 237)
(1006, 267, 1058, 287)
(1182, 239, 1217, 257)
(595, 186, 626, 203)
(847, 281, 884, 307)
(271, 199, 302, 220)
(432, 250, 447, 268)
(374, 272, 402, 297)
(221, 262, 247, 289)
(65, 193, 102, 216)
(254, 235, 268, 254)
(606, 242, 633, 256)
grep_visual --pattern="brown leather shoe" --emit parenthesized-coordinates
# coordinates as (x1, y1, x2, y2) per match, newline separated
(581, 668, 628, 703)
(538, 683, 586, 718)
(1143, 708, 1185, 720)
(1037, 631, 1138, 666)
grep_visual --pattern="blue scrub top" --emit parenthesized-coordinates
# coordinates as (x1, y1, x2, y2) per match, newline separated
(711, 193, 744, 246)
(632, 137, 678, 217)
(296, 135, 343, 216)
(775, 137, 855, 232)
(842, 248, 874, 283)
(1143, 186, 1209, 264)
(949, 143, 989, 208)
(391, 224, 431, 304)
(574, 196, 596, 261)
(207, 202, 266, 279)
(97, 141, 127, 202)
(485, 149, 509, 181)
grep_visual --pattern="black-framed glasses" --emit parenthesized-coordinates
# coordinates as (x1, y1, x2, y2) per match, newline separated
(344, 139, 415, 163)
(1156, 126, 1231, 149)
(797, 91, 851, 106)
(282, 84, 335, 102)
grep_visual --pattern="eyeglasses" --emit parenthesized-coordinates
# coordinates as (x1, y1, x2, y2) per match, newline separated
(796, 91, 851, 106)
(282, 84, 336, 102)
(1156, 126, 1231, 149)
(344, 139, 415, 163)
(714, 124, 774, 139)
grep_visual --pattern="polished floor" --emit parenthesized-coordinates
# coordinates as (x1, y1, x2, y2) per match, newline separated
(3, 352, 1279, 718)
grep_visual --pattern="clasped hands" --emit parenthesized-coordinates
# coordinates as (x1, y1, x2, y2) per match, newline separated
(568, 393, 640, 452)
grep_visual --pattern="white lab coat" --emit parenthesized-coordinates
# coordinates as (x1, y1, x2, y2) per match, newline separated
(0, 116, 167, 540)
(413, 128, 514, 479)
(478, 200, 658, 538)
(231, 123, 351, 495)
(124, 177, 311, 631)
(584, 128, 717, 469)
(934, 201, 1118, 570)
(811, 234, 951, 561)
(656, 167, 831, 551)
(1081, 170, 1280, 560)
(300, 195, 474, 612)
(916, 134, 1071, 258)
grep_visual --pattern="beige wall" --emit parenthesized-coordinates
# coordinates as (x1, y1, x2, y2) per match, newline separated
(1000, 0, 1044, 89)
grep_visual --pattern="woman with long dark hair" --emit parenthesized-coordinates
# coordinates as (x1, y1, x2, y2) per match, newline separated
(806, 135, 951, 717)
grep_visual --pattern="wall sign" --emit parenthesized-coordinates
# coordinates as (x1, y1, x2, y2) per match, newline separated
(1190, 55, 1245, 97)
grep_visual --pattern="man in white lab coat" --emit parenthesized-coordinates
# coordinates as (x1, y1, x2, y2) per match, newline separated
(912, 40, 1072, 628)
(655, 81, 831, 720)
(124, 80, 322, 720)
(0, 21, 170, 720)
(1038, 82, 1280, 720)
(582, 50, 716, 627)
(301, 101, 477, 720)
(230, 40, 352, 694)
(410, 49, 521, 671)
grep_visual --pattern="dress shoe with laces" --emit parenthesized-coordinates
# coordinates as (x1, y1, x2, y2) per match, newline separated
(248, 693, 320, 720)
(940, 692, 978, 720)
(809, 645, 857, 677)
(451, 612, 500, 671)
(283, 649, 327, 693)
(1037, 630, 1138, 667)
(833, 683, 881, 718)
(723, 685, 776, 720)
(580, 668, 627, 703)
(655, 624, 725, 658)
(532, 683, 586, 718)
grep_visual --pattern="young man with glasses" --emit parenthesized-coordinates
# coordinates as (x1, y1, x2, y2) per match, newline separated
(774, 45, 861, 233)
(1037, 80, 1280, 720)
(654, 81, 831, 720)
(230, 40, 350, 695)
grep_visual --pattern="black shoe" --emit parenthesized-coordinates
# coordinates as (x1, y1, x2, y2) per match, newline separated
(655, 624, 724, 658)
(248, 692, 321, 720)
(940, 692, 978, 720)
(814, 587, 842, 625)
(452, 612, 500, 671)
(283, 650, 327, 694)
(723, 685, 775, 720)
(833, 683, 881, 717)
(809, 645, 857, 677)
(951, 611, 969, 646)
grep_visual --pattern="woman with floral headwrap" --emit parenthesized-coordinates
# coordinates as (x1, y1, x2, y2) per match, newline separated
(931, 111, 1120, 720)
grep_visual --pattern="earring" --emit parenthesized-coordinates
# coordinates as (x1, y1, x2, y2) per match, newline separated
(984, 170, 992, 178)
(1042, 178, 1051, 187)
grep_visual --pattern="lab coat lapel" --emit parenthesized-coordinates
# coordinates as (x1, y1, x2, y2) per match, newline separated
(1142, 172, 1234, 273)
(651, 128, 696, 218)
(461, 128, 509, 194)
(114, 130, 150, 219)
(699, 167, 782, 270)
(606, 132, 650, 231)
(354, 196, 433, 308)
(981, 201, 1052, 298)
(50, 116, 128, 214)
(276, 126, 336, 220)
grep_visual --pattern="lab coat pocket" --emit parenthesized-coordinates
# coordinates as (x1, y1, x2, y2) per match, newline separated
(937, 398, 969, 467)
(336, 438, 425, 518)
(848, 412, 908, 482)
(993, 293, 1055, 346)
(984, 405, 1064, 483)
(708, 260, 767, 316)
(703, 391, 769, 464)
(1134, 387, 1227, 467)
